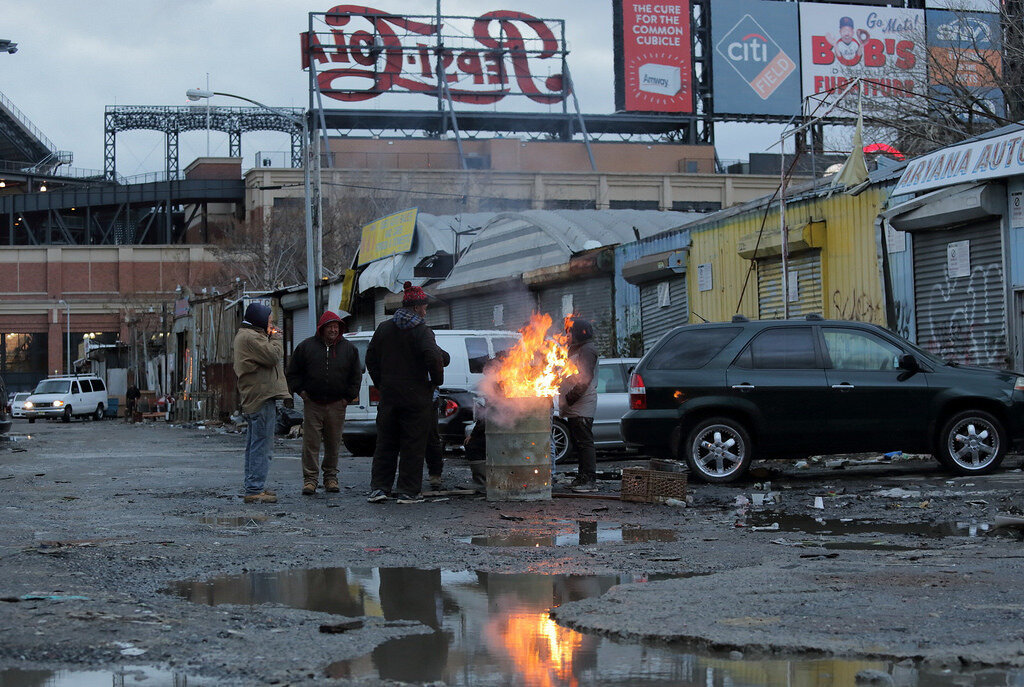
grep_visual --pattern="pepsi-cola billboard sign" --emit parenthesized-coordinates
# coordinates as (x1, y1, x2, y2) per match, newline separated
(711, 0, 800, 116)
(302, 5, 567, 105)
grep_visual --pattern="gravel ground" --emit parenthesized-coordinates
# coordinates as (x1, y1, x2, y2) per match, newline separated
(2, 419, 1024, 685)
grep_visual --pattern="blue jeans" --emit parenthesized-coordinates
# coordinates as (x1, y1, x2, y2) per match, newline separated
(244, 400, 276, 495)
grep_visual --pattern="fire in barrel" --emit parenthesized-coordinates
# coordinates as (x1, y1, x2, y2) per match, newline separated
(481, 313, 578, 501)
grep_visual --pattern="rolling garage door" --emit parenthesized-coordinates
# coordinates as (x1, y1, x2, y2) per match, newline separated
(757, 250, 823, 319)
(913, 221, 1005, 367)
(639, 276, 687, 351)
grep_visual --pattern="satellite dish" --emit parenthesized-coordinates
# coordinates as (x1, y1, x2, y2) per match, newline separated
(582, 240, 602, 250)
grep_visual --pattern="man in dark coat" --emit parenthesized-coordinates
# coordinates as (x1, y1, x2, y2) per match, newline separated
(286, 310, 361, 495)
(365, 282, 445, 503)
(559, 317, 599, 493)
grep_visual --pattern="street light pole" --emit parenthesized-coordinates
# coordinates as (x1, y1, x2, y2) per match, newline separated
(57, 299, 70, 374)
(185, 89, 317, 333)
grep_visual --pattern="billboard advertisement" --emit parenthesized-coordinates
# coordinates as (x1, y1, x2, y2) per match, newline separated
(303, 7, 568, 105)
(613, 0, 692, 113)
(358, 208, 418, 266)
(799, 3, 926, 115)
(926, 9, 1003, 117)
(711, 0, 800, 116)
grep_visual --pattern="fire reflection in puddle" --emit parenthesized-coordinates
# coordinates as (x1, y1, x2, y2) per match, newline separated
(167, 566, 1023, 686)
(461, 520, 677, 547)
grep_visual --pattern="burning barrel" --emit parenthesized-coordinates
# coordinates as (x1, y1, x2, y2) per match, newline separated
(485, 396, 552, 501)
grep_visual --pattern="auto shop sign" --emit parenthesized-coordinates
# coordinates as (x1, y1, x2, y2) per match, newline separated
(894, 129, 1024, 195)
(302, 5, 568, 105)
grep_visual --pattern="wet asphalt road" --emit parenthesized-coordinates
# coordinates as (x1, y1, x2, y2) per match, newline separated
(2, 418, 1024, 685)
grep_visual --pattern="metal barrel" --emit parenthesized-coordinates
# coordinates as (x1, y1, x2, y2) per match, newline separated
(485, 396, 552, 501)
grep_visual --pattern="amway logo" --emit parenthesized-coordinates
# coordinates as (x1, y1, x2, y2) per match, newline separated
(715, 14, 795, 100)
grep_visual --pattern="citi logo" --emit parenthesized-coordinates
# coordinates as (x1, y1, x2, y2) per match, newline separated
(726, 33, 770, 63)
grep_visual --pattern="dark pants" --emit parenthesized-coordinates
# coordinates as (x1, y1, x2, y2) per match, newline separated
(567, 416, 596, 481)
(302, 399, 346, 485)
(425, 398, 443, 478)
(370, 399, 433, 496)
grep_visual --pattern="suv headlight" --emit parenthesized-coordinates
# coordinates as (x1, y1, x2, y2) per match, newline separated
(52, 400, 64, 407)
(23, 401, 32, 409)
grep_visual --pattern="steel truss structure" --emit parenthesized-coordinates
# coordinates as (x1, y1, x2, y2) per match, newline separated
(104, 105, 304, 181)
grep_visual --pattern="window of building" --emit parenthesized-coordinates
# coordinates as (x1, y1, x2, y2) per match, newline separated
(672, 201, 722, 213)
(609, 200, 659, 211)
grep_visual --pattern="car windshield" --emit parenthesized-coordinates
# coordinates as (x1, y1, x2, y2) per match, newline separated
(35, 380, 70, 394)
(14, 393, 29, 401)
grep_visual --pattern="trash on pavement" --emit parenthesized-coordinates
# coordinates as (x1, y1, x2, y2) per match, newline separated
(993, 515, 1024, 529)
(872, 488, 921, 499)
(811, 496, 824, 509)
(319, 619, 365, 633)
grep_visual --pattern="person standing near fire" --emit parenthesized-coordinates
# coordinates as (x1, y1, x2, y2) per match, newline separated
(233, 302, 290, 504)
(365, 282, 445, 504)
(559, 317, 599, 493)
(286, 310, 361, 496)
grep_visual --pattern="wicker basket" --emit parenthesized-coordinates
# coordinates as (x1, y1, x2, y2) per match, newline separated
(621, 467, 688, 503)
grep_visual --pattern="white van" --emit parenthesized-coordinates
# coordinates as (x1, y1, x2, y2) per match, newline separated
(341, 329, 518, 456)
(24, 375, 109, 423)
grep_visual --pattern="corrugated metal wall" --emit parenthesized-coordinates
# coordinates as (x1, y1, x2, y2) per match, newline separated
(913, 221, 1006, 367)
(537, 276, 615, 354)
(450, 289, 537, 331)
(686, 188, 888, 324)
(756, 251, 823, 319)
(639, 276, 688, 350)
(613, 231, 691, 349)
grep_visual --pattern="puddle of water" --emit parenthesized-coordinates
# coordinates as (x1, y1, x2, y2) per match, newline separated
(748, 513, 991, 539)
(0, 666, 212, 686)
(461, 520, 677, 547)
(0, 434, 32, 442)
(166, 566, 1023, 686)
(198, 515, 268, 527)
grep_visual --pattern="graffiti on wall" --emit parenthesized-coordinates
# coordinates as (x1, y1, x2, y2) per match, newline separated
(831, 288, 884, 324)
(919, 262, 1006, 367)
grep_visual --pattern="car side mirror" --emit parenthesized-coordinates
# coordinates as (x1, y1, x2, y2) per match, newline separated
(898, 354, 920, 372)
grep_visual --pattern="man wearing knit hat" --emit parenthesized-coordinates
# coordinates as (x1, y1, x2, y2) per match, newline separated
(365, 281, 445, 503)
(286, 310, 361, 495)
(233, 302, 290, 504)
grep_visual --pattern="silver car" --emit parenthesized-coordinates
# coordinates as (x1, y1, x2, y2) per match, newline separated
(552, 358, 639, 463)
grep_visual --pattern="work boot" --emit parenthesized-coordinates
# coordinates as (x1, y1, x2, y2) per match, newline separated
(302, 482, 317, 495)
(428, 474, 443, 490)
(243, 491, 278, 504)
(325, 479, 340, 493)
(569, 477, 598, 493)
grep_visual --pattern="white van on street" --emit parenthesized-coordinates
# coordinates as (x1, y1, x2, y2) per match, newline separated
(341, 329, 518, 456)
(24, 375, 109, 423)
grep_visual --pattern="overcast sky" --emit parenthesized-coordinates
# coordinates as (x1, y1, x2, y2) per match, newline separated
(3, 1, 786, 177)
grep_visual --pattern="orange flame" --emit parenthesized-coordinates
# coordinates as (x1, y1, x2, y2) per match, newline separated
(488, 612, 583, 687)
(492, 312, 578, 398)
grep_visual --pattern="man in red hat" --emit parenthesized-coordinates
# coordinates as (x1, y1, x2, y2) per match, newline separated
(365, 281, 445, 503)
(286, 310, 361, 495)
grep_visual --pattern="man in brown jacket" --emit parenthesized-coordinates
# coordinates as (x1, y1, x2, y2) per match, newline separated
(233, 302, 290, 504)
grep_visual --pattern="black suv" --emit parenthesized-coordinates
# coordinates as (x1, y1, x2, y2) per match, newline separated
(621, 316, 1024, 483)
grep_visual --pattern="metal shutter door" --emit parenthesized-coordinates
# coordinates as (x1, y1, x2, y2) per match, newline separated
(913, 221, 1006, 367)
(537, 277, 615, 352)
(640, 276, 688, 351)
(292, 307, 314, 348)
(757, 250, 823, 320)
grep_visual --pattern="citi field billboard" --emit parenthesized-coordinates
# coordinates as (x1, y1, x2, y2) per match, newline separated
(613, 0, 693, 113)
(711, 0, 801, 116)
(799, 3, 927, 115)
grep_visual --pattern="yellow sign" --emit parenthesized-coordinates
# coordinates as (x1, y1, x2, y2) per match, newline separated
(357, 208, 418, 266)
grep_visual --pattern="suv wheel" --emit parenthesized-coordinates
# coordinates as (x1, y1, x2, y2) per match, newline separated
(685, 417, 752, 483)
(62, 406, 72, 423)
(551, 419, 574, 464)
(936, 410, 1006, 475)
(94, 404, 105, 421)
